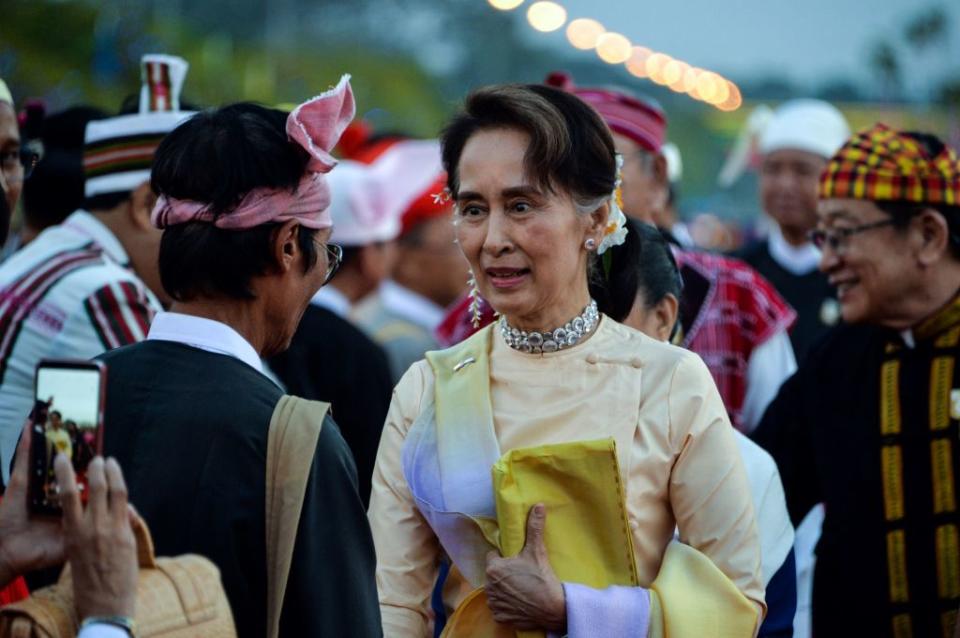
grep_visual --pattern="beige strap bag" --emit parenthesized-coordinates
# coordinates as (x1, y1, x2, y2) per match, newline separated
(0, 515, 236, 638)
(264, 395, 328, 638)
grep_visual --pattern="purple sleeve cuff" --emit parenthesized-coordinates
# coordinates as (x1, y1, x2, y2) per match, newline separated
(561, 582, 651, 638)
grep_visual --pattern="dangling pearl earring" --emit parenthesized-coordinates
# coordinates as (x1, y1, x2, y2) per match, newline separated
(584, 238, 597, 251)
(467, 269, 482, 328)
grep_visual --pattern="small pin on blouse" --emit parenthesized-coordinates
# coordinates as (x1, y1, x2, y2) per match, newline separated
(453, 357, 476, 372)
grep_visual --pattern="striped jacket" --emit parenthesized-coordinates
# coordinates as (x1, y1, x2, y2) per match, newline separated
(0, 210, 160, 482)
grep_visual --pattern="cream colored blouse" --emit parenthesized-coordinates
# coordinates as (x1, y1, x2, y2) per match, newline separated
(368, 317, 764, 636)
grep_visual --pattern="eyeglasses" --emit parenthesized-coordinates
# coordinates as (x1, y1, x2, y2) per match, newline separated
(322, 243, 343, 285)
(0, 148, 40, 182)
(808, 219, 896, 252)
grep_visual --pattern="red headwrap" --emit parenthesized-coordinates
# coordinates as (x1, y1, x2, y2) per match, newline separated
(545, 71, 666, 154)
(400, 173, 450, 237)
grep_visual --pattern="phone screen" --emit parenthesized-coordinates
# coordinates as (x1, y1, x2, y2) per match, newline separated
(30, 361, 105, 514)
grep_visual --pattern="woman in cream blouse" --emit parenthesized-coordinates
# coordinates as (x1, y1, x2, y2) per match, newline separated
(368, 83, 765, 637)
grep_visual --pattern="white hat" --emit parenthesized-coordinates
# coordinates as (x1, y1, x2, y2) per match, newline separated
(328, 139, 443, 247)
(759, 99, 850, 159)
(0, 78, 12, 107)
(83, 54, 195, 198)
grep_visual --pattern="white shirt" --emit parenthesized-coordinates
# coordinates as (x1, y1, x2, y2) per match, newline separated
(734, 432, 795, 585)
(77, 624, 130, 638)
(0, 211, 161, 483)
(146, 312, 263, 373)
(378, 280, 445, 332)
(310, 285, 351, 318)
(768, 226, 822, 277)
(740, 330, 798, 433)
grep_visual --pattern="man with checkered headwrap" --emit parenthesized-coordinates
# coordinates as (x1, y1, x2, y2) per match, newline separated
(754, 124, 960, 637)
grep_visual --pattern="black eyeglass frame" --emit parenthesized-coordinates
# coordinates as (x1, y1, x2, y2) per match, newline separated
(808, 218, 897, 252)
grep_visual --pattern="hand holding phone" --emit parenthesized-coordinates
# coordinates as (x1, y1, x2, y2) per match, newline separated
(0, 419, 65, 587)
(29, 360, 106, 515)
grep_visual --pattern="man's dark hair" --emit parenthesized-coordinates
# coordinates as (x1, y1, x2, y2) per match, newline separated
(440, 83, 616, 206)
(153, 103, 319, 301)
(23, 106, 108, 228)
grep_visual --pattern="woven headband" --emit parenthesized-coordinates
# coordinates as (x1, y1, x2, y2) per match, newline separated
(151, 74, 356, 230)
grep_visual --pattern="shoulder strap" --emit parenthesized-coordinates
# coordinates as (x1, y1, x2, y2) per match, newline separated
(265, 395, 329, 638)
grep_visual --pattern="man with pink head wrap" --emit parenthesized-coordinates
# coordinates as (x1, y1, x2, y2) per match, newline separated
(97, 75, 381, 638)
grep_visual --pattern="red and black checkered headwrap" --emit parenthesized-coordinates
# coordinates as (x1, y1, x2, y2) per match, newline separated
(819, 123, 960, 206)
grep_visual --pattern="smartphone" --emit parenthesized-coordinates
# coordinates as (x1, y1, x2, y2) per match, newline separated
(29, 359, 106, 515)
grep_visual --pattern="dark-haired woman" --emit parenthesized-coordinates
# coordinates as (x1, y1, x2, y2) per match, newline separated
(594, 220, 797, 638)
(369, 84, 764, 637)
(98, 78, 381, 638)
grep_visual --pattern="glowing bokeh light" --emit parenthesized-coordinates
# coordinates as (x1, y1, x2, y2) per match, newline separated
(566, 18, 605, 50)
(682, 67, 701, 93)
(488, 0, 525, 9)
(695, 72, 718, 102)
(595, 32, 632, 64)
(527, 1, 567, 32)
(717, 82, 743, 111)
(645, 52, 669, 80)
(662, 60, 684, 86)
(710, 77, 731, 104)
(625, 46, 652, 78)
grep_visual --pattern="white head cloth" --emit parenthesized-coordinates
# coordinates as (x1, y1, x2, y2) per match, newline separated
(329, 139, 443, 247)
(759, 99, 851, 159)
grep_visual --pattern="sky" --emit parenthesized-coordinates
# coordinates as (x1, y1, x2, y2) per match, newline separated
(506, 0, 959, 95)
(36, 367, 101, 427)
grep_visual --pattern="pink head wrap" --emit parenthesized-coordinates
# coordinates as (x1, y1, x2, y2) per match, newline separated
(151, 74, 356, 230)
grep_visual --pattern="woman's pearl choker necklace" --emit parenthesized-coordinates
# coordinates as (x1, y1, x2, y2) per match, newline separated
(500, 301, 600, 354)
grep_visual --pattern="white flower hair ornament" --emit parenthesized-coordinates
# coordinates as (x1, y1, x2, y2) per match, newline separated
(598, 154, 628, 278)
(597, 153, 628, 255)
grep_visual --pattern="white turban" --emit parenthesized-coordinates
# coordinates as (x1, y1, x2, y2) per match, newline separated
(0, 78, 12, 108)
(759, 99, 850, 159)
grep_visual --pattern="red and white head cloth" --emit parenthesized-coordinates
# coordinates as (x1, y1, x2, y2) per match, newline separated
(151, 74, 356, 231)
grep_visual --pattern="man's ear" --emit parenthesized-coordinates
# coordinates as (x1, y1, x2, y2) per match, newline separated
(651, 153, 670, 188)
(273, 219, 301, 274)
(129, 182, 158, 231)
(916, 208, 951, 267)
(655, 293, 680, 342)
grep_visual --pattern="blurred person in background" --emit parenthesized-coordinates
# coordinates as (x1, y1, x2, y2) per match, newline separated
(270, 141, 441, 506)
(739, 99, 850, 364)
(754, 125, 960, 637)
(0, 55, 193, 485)
(593, 219, 797, 638)
(354, 152, 470, 382)
(0, 78, 32, 256)
(18, 105, 108, 246)
(547, 72, 797, 434)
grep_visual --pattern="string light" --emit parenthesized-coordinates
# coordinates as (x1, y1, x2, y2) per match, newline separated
(595, 32, 632, 64)
(493, 1, 742, 110)
(626, 46, 652, 78)
(566, 18, 604, 50)
(488, 0, 525, 9)
(527, 1, 567, 32)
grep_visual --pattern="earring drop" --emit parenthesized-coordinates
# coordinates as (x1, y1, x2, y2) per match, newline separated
(467, 269, 482, 328)
(584, 238, 597, 251)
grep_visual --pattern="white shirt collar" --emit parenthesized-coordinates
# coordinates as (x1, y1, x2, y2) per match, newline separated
(380, 279, 445, 332)
(767, 226, 821, 276)
(900, 330, 916, 349)
(310, 285, 351, 318)
(146, 311, 263, 373)
(62, 210, 130, 266)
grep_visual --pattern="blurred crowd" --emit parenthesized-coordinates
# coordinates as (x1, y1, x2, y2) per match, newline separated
(0, 50, 958, 638)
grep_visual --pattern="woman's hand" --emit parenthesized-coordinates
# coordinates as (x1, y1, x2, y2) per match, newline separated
(484, 503, 566, 632)
(0, 420, 65, 588)
(55, 455, 138, 620)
